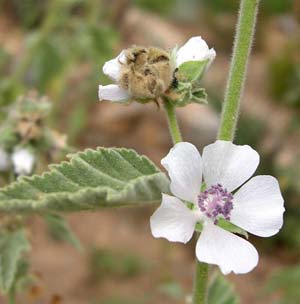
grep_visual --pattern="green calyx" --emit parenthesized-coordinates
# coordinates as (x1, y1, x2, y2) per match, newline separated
(164, 60, 209, 107)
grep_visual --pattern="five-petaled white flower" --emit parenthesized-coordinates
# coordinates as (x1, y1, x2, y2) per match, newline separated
(150, 141, 285, 275)
(98, 36, 216, 102)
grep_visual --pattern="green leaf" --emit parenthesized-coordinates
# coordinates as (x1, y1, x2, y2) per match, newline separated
(0, 148, 169, 213)
(208, 272, 240, 304)
(44, 214, 82, 250)
(217, 218, 248, 239)
(0, 229, 30, 293)
(191, 88, 208, 104)
(168, 84, 208, 107)
(8, 259, 32, 301)
(177, 60, 208, 83)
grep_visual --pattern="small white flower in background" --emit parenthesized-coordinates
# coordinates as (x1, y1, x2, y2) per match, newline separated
(12, 148, 36, 176)
(0, 147, 10, 172)
(150, 141, 285, 275)
(98, 36, 215, 102)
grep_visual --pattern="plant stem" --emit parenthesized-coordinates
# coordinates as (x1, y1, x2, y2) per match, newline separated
(192, 1, 260, 303)
(163, 99, 182, 144)
(164, 2, 259, 301)
(192, 260, 209, 304)
(163, 98, 209, 303)
(218, 0, 260, 141)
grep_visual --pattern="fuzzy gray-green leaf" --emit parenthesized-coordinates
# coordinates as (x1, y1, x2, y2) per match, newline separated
(0, 229, 30, 293)
(0, 148, 169, 213)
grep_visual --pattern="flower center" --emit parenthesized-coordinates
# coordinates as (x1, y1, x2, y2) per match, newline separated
(198, 184, 233, 224)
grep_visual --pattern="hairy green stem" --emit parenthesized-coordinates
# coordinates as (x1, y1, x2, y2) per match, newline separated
(193, 261, 209, 304)
(163, 99, 209, 303)
(163, 2, 259, 301)
(191, 1, 260, 303)
(218, 0, 260, 141)
(163, 100, 182, 144)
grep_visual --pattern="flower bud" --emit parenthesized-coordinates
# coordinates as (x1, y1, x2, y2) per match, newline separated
(98, 36, 216, 106)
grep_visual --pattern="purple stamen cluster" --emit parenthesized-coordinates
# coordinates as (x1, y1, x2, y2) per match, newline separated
(198, 184, 234, 224)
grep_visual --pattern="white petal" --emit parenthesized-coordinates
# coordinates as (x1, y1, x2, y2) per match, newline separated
(161, 142, 202, 203)
(102, 51, 126, 81)
(231, 175, 285, 237)
(202, 140, 259, 192)
(0, 147, 10, 172)
(12, 148, 35, 176)
(98, 84, 129, 102)
(150, 194, 198, 243)
(176, 36, 216, 68)
(196, 222, 258, 275)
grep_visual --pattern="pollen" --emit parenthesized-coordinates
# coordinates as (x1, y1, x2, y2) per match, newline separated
(198, 184, 234, 224)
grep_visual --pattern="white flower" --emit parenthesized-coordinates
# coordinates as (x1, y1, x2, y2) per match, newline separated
(98, 50, 130, 102)
(12, 148, 36, 176)
(98, 84, 130, 102)
(176, 36, 216, 68)
(98, 36, 215, 102)
(102, 50, 127, 82)
(0, 147, 10, 172)
(150, 141, 285, 275)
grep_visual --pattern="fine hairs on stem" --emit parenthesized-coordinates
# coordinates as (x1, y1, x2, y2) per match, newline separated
(163, 1, 260, 304)
(218, 0, 260, 142)
(163, 99, 183, 144)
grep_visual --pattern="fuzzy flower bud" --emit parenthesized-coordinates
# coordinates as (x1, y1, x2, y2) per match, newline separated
(98, 36, 215, 104)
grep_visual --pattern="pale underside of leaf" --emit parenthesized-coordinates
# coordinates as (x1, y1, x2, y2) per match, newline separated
(0, 148, 170, 213)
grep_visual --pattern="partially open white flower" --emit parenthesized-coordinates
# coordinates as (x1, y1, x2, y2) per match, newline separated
(150, 141, 284, 275)
(98, 36, 215, 103)
(12, 148, 36, 176)
(0, 147, 10, 172)
(98, 50, 130, 102)
(176, 36, 216, 68)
